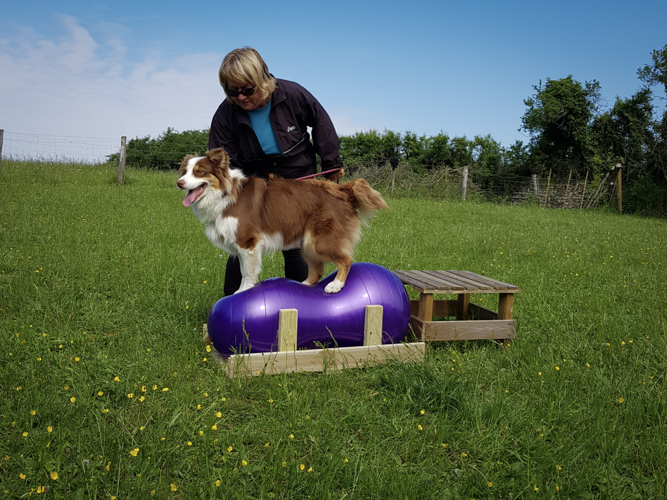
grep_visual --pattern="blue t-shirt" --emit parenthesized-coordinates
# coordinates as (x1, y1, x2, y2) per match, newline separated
(247, 100, 281, 156)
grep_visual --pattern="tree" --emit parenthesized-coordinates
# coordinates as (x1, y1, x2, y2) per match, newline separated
(521, 76, 602, 176)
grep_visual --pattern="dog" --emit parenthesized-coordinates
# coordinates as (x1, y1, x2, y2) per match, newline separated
(177, 148, 387, 294)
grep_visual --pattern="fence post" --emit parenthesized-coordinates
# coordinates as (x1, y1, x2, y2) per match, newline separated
(617, 165, 622, 214)
(0, 129, 4, 172)
(117, 136, 127, 185)
(580, 171, 589, 209)
(544, 169, 552, 207)
(532, 174, 539, 200)
(461, 166, 468, 201)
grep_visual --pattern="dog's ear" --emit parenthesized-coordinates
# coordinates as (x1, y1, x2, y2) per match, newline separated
(207, 148, 229, 167)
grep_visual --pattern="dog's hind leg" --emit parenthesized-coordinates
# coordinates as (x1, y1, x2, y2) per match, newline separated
(301, 256, 324, 286)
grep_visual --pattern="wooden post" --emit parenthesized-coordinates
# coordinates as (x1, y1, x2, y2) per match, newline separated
(277, 309, 298, 352)
(117, 136, 127, 185)
(390, 169, 395, 197)
(580, 171, 589, 209)
(544, 169, 552, 207)
(532, 174, 539, 200)
(617, 166, 622, 214)
(461, 166, 468, 201)
(563, 169, 572, 208)
(0, 129, 4, 171)
(363, 305, 383, 346)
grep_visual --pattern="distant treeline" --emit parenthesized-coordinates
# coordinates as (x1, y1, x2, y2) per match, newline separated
(108, 44, 667, 215)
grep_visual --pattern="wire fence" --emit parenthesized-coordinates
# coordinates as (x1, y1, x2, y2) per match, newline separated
(0, 130, 622, 211)
(1, 131, 119, 164)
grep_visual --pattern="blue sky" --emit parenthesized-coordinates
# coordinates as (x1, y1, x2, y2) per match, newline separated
(1, 0, 665, 150)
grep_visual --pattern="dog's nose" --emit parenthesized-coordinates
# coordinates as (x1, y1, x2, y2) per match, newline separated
(177, 179, 185, 189)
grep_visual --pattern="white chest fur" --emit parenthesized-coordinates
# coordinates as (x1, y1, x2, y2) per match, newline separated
(205, 216, 239, 255)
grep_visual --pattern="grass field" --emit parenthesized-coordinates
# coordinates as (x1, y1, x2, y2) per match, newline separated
(1, 160, 666, 499)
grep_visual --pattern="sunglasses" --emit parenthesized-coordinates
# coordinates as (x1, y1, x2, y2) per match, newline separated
(225, 86, 256, 97)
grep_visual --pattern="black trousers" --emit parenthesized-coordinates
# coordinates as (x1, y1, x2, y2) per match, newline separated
(223, 249, 309, 296)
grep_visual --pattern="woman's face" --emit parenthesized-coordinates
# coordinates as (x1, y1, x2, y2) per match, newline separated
(225, 79, 269, 111)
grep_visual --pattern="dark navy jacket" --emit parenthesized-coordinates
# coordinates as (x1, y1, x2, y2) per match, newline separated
(208, 78, 342, 180)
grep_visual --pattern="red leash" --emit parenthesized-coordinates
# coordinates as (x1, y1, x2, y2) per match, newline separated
(296, 167, 343, 182)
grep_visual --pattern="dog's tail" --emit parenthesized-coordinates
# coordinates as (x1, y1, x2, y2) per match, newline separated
(342, 179, 388, 223)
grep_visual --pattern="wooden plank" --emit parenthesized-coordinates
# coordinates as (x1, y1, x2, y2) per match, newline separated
(392, 270, 433, 293)
(203, 323, 211, 344)
(278, 309, 298, 352)
(436, 271, 493, 290)
(223, 342, 427, 377)
(445, 271, 501, 290)
(410, 271, 467, 291)
(423, 320, 516, 341)
(363, 305, 383, 346)
(448, 270, 520, 292)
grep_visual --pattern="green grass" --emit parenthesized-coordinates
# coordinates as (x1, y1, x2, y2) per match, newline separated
(1, 160, 666, 499)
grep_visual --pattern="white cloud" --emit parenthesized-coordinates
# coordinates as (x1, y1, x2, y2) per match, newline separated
(0, 16, 223, 145)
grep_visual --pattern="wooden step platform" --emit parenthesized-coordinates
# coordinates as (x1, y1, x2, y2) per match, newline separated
(393, 270, 521, 342)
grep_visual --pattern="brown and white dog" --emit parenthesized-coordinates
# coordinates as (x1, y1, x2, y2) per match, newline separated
(177, 148, 387, 294)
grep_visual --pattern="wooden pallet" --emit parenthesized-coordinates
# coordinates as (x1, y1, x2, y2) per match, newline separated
(204, 305, 425, 377)
(392, 270, 521, 342)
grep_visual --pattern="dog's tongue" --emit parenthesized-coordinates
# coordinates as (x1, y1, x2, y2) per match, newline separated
(183, 187, 201, 207)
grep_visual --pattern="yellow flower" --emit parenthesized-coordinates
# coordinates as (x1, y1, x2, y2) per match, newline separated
(30, 410, 36, 416)
(98, 391, 103, 396)
(211, 425, 218, 431)
(187, 441, 192, 446)
(618, 397, 625, 403)
(139, 396, 145, 402)
(20, 473, 27, 479)
(282, 462, 287, 467)
(461, 453, 468, 458)
(556, 465, 562, 471)
(215, 479, 221, 486)
(152, 385, 157, 390)
(129, 448, 139, 457)
(534, 486, 539, 491)
(488, 482, 493, 487)
(538, 372, 542, 376)
(50, 471, 58, 480)
(300, 464, 305, 471)
(308, 467, 313, 473)
(127, 393, 134, 399)
(74, 357, 80, 362)
(242, 460, 248, 466)
(114, 377, 120, 382)
(555, 366, 560, 371)
(170, 483, 178, 492)
(268, 399, 274, 403)
(420, 410, 425, 415)
(216, 412, 222, 418)
(105, 462, 111, 471)
(264, 442, 270, 448)
(142, 386, 147, 392)
(227, 446, 233, 452)
(289, 434, 294, 440)
(417, 425, 423, 431)
(70, 397, 76, 403)
(37, 486, 45, 494)
(162, 388, 169, 392)
(206, 345, 212, 353)
(199, 431, 204, 436)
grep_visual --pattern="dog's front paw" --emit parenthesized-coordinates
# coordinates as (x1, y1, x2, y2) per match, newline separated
(324, 279, 345, 294)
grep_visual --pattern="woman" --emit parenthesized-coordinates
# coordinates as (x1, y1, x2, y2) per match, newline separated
(208, 47, 344, 295)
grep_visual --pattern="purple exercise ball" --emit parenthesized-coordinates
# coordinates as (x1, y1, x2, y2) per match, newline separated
(207, 262, 411, 356)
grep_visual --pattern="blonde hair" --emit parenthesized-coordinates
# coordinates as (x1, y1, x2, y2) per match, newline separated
(219, 47, 276, 102)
